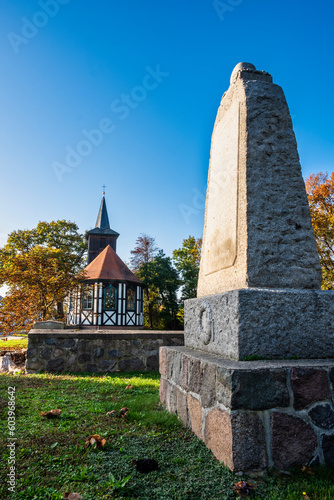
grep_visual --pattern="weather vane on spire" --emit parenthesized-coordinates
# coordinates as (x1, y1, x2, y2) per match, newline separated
(102, 184, 106, 197)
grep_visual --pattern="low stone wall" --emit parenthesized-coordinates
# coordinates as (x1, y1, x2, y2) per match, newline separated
(26, 330, 184, 373)
(0, 350, 27, 373)
(160, 346, 334, 472)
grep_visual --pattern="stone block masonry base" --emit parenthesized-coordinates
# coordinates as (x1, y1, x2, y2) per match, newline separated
(159, 346, 334, 473)
(26, 330, 184, 373)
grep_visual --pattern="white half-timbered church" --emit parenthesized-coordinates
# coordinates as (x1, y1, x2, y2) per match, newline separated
(68, 191, 144, 328)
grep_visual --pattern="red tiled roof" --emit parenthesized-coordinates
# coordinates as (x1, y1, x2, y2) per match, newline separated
(82, 245, 142, 284)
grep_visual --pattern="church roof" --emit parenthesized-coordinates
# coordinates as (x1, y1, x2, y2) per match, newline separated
(87, 195, 119, 237)
(82, 245, 142, 284)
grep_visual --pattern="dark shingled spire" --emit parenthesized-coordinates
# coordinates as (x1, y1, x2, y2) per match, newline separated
(87, 191, 119, 237)
(95, 195, 110, 229)
(86, 189, 119, 263)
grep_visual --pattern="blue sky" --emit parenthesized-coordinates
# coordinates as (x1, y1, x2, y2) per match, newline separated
(1, 0, 333, 295)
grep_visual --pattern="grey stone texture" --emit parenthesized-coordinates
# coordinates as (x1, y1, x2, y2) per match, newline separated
(231, 412, 268, 472)
(184, 288, 334, 360)
(308, 403, 334, 430)
(0, 350, 27, 373)
(291, 367, 331, 410)
(198, 63, 321, 297)
(119, 357, 145, 371)
(26, 330, 184, 373)
(47, 358, 65, 372)
(322, 435, 334, 468)
(271, 412, 318, 469)
(160, 346, 334, 472)
(216, 367, 290, 410)
(33, 320, 65, 329)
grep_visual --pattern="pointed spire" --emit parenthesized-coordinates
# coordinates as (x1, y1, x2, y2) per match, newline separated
(95, 194, 110, 229)
(86, 189, 119, 252)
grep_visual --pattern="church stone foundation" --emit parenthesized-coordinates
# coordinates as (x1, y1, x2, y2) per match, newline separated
(26, 330, 183, 373)
(160, 346, 334, 472)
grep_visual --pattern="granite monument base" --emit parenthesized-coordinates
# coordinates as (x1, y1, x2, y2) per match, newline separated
(160, 346, 334, 472)
(184, 289, 334, 360)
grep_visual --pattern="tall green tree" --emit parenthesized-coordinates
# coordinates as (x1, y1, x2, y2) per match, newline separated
(136, 249, 181, 329)
(173, 236, 202, 301)
(0, 220, 87, 332)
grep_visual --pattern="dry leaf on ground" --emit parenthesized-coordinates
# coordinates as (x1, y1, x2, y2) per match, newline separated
(233, 481, 255, 497)
(301, 466, 315, 475)
(63, 493, 85, 500)
(40, 409, 62, 418)
(85, 434, 106, 449)
(119, 407, 129, 418)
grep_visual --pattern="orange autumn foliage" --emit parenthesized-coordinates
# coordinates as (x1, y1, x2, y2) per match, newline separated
(305, 172, 334, 289)
(0, 246, 83, 333)
(0, 221, 87, 333)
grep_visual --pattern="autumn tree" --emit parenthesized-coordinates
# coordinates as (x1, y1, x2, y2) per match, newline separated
(130, 234, 158, 271)
(305, 172, 334, 289)
(173, 236, 202, 301)
(0, 220, 87, 332)
(0, 289, 40, 334)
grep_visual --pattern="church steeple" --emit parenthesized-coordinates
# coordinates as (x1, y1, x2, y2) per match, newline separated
(95, 194, 110, 230)
(86, 188, 119, 264)
(69, 186, 145, 328)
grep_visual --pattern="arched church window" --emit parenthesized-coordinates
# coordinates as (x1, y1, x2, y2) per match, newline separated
(81, 285, 94, 310)
(127, 286, 136, 311)
(103, 284, 117, 310)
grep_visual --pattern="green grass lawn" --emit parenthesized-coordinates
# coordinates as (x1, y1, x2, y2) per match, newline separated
(0, 371, 333, 500)
(0, 338, 28, 351)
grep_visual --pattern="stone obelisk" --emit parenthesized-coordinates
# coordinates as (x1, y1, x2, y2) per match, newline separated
(183, 62, 332, 361)
(198, 62, 321, 297)
(160, 63, 334, 473)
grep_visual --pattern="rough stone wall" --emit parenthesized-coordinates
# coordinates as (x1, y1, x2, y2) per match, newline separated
(26, 331, 184, 373)
(160, 346, 334, 472)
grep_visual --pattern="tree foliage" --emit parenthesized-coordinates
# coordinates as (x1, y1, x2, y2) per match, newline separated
(131, 234, 202, 329)
(3, 220, 86, 272)
(173, 236, 202, 301)
(131, 234, 181, 329)
(0, 221, 87, 332)
(305, 172, 334, 289)
(130, 234, 158, 272)
(137, 250, 181, 330)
